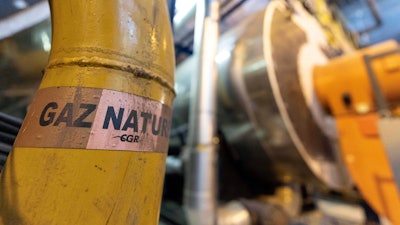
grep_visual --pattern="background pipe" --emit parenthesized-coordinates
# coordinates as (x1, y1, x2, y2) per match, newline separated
(184, 0, 220, 224)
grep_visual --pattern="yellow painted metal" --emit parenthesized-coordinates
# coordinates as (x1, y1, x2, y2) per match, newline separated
(0, 0, 175, 224)
(315, 40, 400, 116)
(335, 114, 400, 224)
(314, 41, 400, 224)
(312, 0, 354, 53)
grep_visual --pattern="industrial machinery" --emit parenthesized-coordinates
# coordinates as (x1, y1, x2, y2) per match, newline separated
(315, 40, 400, 224)
(1, 0, 400, 224)
(169, 1, 400, 224)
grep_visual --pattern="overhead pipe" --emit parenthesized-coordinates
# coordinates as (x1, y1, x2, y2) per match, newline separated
(173, 0, 250, 37)
(173, 3, 197, 36)
(0, 0, 49, 40)
(173, 0, 250, 58)
(184, 0, 220, 224)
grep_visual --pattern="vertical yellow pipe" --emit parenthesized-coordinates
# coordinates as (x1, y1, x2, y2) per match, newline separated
(0, 1, 175, 224)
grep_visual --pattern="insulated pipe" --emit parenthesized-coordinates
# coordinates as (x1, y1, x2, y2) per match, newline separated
(0, 1, 175, 224)
(184, 0, 220, 225)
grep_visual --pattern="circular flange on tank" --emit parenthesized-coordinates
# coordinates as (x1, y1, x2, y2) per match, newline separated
(263, 0, 350, 190)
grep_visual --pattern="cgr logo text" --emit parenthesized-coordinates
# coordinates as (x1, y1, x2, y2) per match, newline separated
(113, 134, 139, 143)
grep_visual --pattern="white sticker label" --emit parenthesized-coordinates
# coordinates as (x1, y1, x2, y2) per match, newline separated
(15, 87, 172, 153)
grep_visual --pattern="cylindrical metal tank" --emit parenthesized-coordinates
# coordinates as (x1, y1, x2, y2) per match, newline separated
(172, 1, 351, 191)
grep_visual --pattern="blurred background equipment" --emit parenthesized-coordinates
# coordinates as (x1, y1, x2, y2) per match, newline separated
(2, 0, 400, 224)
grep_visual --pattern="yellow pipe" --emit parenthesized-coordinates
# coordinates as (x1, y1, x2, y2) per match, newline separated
(0, 1, 175, 224)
